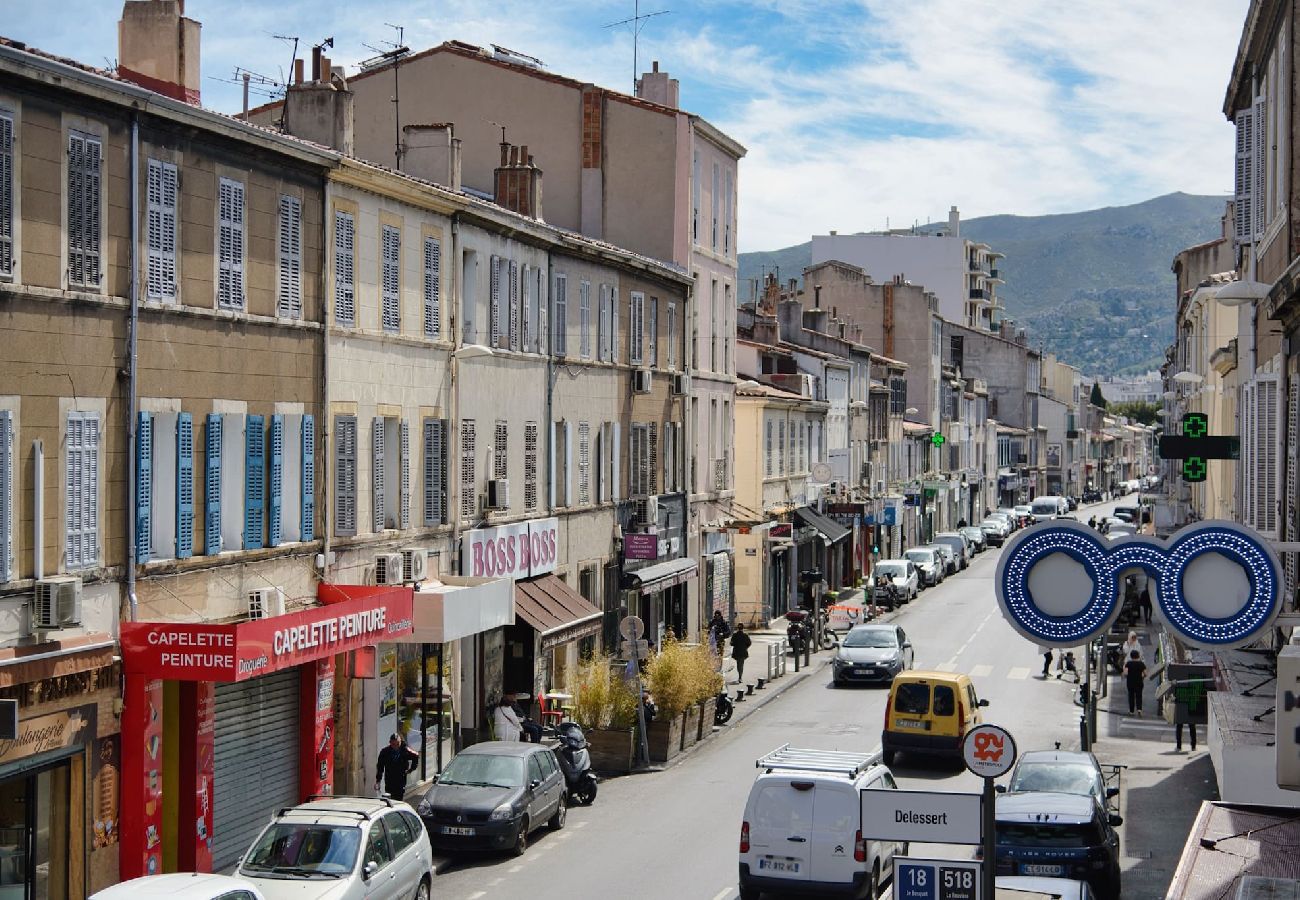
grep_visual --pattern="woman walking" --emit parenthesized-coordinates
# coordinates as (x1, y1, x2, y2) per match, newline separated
(1124, 650, 1148, 715)
(730, 623, 753, 685)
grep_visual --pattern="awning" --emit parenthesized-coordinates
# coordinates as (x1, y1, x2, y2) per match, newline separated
(411, 576, 514, 643)
(794, 507, 850, 545)
(627, 557, 699, 594)
(0, 632, 117, 689)
(514, 575, 603, 650)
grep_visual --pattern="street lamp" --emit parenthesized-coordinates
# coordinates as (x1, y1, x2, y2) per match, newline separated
(1172, 371, 1203, 385)
(453, 343, 495, 360)
(1214, 279, 1270, 306)
(905, 407, 919, 416)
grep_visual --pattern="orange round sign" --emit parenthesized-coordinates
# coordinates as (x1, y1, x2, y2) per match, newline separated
(962, 723, 1016, 778)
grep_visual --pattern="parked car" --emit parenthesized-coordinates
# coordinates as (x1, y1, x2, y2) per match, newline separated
(929, 542, 958, 576)
(1066, 496, 1079, 511)
(740, 746, 906, 899)
(92, 874, 268, 900)
(1111, 506, 1136, 523)
(997, 876, 1097, 899)
(1031, 496, 1070, 521)
(980, 518, 1008, 547)
(959, 526, 987, 553)
(1081, 488, 1103, 504)
(832, 623, 914, 686)
(1003, 750, 1119, 812)
(1014, 504, 1035, 526)
(997, 508, 1022, 529)
(1106, 521, 1137, 539)
(987, 791, 1122, 900)
(235, 796, 433, 900)
(410, 741, 567, 856)
(904, 547, 943, 586)
(932, 533, 971, 570)
(872, 560, 919, 601)
(882, 670, 989, 767)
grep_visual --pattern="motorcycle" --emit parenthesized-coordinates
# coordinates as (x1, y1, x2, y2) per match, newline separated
(554, 721, 598, 805)
(714, 691, 734, 725)
(785, 611, 808, 656)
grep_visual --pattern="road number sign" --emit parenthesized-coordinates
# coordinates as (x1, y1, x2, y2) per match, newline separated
(619, 616, 645, 641)
(620, 640, 650, 658)
(895, 858, 981, 900)
(962, 724, 1016, 778)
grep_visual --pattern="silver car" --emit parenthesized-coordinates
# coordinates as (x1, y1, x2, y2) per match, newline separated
(832, 623, 914, 686)
(904, 547, 943, 586)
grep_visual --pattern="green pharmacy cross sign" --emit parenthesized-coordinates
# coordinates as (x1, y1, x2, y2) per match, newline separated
(1156, 412, 1239, 484)
(931, 433, 946, 447)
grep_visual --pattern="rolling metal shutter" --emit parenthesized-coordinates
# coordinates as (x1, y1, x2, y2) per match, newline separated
(212, 669, 301, 871)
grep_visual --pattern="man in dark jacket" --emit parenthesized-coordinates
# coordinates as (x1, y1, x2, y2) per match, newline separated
(730, 623, 753, 684)
(708, 610, 731, 649)
(375, 733, 419, 799)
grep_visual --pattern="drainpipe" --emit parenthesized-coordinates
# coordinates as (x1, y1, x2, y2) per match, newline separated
(321, 181, 333, 571)
(449, 214, 463, 555)
(545, 250, 554, 520)
(126, 112, 140, 623)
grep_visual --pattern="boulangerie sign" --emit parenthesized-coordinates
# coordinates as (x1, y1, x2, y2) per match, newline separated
(460, 517, 559, 580)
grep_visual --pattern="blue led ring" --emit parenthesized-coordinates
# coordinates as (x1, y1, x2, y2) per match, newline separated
(998, 526, 1115, 644)
(1158, 524, 1281, 647)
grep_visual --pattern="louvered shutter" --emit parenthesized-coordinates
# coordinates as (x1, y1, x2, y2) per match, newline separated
(522, 265, 533, 351)
(564, 421, 574, 507)
(68, 133, 102, 287)
(579, 281, 590, 359)
(335, 416, 357, 536)
(146, 160, 178, 302)
(301, 414, 315, 542)
(424, 237, 440, 338)
(578, 422, 590, 505)
(490, 256, 502, 349)
(630, 293, 644, 364)
(549, 421, 558, 510)
(205, 414, 223, 555)
(66, 414, 82, 567)
(1254, 96, 1268, 239)
(399, 419, 411, 529)
(334, 211, 355, 326)
(218, 178, 246, 309)
(268, 415, 284, 547)
(648, 422, 658, 494)
(382, 224, 401, 333)
(554, 275, 568, 356)
(277, 196, 302, 318)
(65, 412, 100, 569)
(612, 424, 620, 502)
(536, 269, 548, 354)
(1257, 375, 1281, 537)
(244, 414, 264, 549)
(460, 420, 476, 520)
(84, 414, 100, 566)
(595, 424, 605, 503)
(611, 287, 620, 361)
(1288, 382, 1299, 598)
(176, 412, 194, 559)
(373, 417, 386, 532)
(509, 260, 520, 351)
(423, 418, 446, 526)
(0, 111, 12, 277)
(1235, 107, 1255, 244)
(136, 412, 153, 564)
(0, 410, 10, 582)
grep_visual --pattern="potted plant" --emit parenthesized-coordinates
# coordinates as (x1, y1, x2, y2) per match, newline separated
(644, 638, 694, 761)
(690, 644, 724, 741)
(571, 654, 639, 774)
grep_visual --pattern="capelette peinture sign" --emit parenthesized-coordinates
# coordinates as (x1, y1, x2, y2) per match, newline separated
(120, 587, 415, 682)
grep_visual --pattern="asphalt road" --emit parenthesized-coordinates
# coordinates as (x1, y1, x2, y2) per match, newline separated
(432, 502, 1129, 900)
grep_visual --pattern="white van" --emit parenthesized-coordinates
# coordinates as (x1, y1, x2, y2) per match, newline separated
(739, 745, 904, 899)
(1030, 496, 1069, 521)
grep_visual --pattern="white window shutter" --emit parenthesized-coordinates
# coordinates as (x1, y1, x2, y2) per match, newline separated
(423, 418, 446, 526)
(490, 256, 502, 349)
(524, 422, 538, 511)
(217, 177, 245, 309)
(553, 274, 568, 357)
(1258, 375, 1281, 538)
(564, 421, 574, 507)
(460, 419, 476, 521)
(382, 224, 401, 333)
(0, 410, 11, 582)
(1254, 96, 1268, 239)
(1235, 107, 1255, 244)
(146, 159, 178, 302)
(277, 195, 302, 318)
(399, 419, 410, 529)
(424, 236, 440, 338)
(612, 425, 621, 502)
(372, 417, 386, 532)
(509, 260, 520, 351)
(611, 287, 620, 362)
(68, 133, 102, 288)
(0, 111, 12, 277)
(578, 421, 590, 505)
(549, 421, 558, 510)
(334, 211, 355, 325)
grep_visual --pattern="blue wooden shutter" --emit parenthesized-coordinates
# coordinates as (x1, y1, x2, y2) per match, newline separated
(301, 414, 315, 542)
(244, 414, 265, 549)
(136, 412, 152, 564)
(176, 412, 194, 559)
(205, 414, 222, 555)
(268, 414, 284, 546)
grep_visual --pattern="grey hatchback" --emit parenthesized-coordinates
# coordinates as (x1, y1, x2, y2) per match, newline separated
(409, 741, 566, 856)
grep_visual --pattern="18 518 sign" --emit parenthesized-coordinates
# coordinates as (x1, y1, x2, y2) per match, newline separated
(895, 858, 980, 900)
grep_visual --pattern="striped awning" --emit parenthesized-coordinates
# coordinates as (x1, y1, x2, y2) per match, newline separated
(514, 575, 603, 650)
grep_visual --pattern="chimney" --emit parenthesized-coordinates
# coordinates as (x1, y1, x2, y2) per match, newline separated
(403, 124, 461, 190)
(636, 60, 680, 108)
(494, 141, 544, 220)
(948, 205, 960, 238)
(281, 58, 355, 155)
(117, 0, 202, 103)
(813, 285, 821, 308)
(759, 272, 781, 316)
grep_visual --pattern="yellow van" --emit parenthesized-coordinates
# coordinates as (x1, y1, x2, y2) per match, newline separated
(882, 670, 989, 766)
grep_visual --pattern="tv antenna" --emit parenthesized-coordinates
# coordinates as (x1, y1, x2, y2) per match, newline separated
(359, 24, 411, 170)
(270, 33, 300, 89)
(215, 66, 286, 120)
(604, 1, 670, 93)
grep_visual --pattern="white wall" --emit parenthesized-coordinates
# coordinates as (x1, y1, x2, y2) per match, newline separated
(812, 233, 967, 324)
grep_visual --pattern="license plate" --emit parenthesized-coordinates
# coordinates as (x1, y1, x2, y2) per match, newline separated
(893, 718, 926, 729)
(1021, 864, 1064, 876)
(441, 826, 475, 836)
(758, 856, 801, 874)
(856, 667, 876, 674)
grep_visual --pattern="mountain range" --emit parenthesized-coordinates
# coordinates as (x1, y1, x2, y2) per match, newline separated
(738, 192, 1230, 376)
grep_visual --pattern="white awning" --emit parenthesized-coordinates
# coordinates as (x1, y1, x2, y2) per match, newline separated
(410, 576, 515, 643)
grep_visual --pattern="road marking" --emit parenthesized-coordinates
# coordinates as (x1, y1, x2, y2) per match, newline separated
(508, 864, 524, 873)
(710, 889, 734, 900)
(468, 893, 486, 899)
(970, 664, 993, 678)
(1007, 666, 1030, 680)
(936, 660, 958, 672)
(573, 820, 589, 829)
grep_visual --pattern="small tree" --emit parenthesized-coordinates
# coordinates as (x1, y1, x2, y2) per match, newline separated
(1090, 381, 1107, 409)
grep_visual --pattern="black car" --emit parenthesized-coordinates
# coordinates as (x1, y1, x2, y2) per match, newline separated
(1066, 496, 1079, 511)
(409, 741, 567, 856)
(1081, 488, 1103, 504)
(988, 791, 1122, 899)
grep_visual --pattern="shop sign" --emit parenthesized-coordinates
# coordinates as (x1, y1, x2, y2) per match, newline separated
(623, 533, 659, 560)
(460, 517, 559, 581)
(0, 702, 95, 766)
(120, 589, 414, 682)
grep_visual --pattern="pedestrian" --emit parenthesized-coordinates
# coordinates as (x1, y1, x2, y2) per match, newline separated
(493, 695, 524, 742)
(1056, 650, 1080, 684)
(708, 609, 731, 650)
(1139, 584, 1153, 625)
(509, 693, 543, 743)
(1124, 650, 1147, 715)
(1088, 516, 1097, 530)
(375, 732, 419, 799)
(730, 622, 753, 684)
(641, 690, 657, 723)
(1121, 630, 1144, 665)
(1041, 645, 1054, 678)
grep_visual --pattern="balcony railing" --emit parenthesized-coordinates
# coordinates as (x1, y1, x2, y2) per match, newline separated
(969, 288, 986, 300)
(714, 458, 728, 492)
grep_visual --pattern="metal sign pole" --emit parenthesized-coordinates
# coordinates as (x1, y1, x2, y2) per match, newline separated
(982, 775, 996, 900)
(632, 640, 650, 767)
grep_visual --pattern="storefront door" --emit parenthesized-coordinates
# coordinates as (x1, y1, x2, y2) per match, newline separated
(0, 759, 71, 899)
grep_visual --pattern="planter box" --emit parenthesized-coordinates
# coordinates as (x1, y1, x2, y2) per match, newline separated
(586, 726, 637, 774)
(646, 713, 683, 762)
(697, 696, 717, 741)
(680, 706, 700, 751)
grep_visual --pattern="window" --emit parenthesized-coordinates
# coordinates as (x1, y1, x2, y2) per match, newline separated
(64, 411, 100, 569)
(334, 415, 357, 536)
(598, 285, 611, 361)
(524, 421, 538, 511)
(554, 273, 569, 356)
(493, 421, 508, 485)
(0, 109, 12, 278)
(522, 264, 534, 351)
(709, 280, 718, 372)
(630, 424, 651, 496)
(579, 280, 591, 359)
(629, 292, 645, 365)
(724, 168, 733, 255)
(610, 286, 620, 362)
(372, 417, 409, 531)
(508, 259, 520, 351)
(383, 811, 415, 855)
(275, 196, 302, 318)
(765, 418, 774, 477)
(146, 159, 178, 302)
(649, 298, 658, 367)
(423, 236, 441, 338)
(422, 418, 447, 526)
(554, 421, 573, 508)
(711, 162, 720, 249)
(648, 422, 658, 494)
(334, 211, 355, 325)
(662, 420, 674, 493)
(490, 256, 503, 348)
(204, 412, 312, 553)
(778, 418, 786, 475)
(667, 303, 677, 370)
(217, 177, 246, 310)
(364, 820, 393, 872)
(67, 131, 102, 288)
(692, 150, 700, 244)
(0, 410, 11, 582)
(460, 419, 476, 520)
(135, 411, 194, 562)
(578, 421, 591, 505)
(381, 224, 400, 333)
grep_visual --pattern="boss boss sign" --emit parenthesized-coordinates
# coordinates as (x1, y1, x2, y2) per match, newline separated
(463, 518, 560, 580)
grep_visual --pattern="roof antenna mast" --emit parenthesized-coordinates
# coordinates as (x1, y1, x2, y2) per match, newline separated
(604, 0, 670, 93)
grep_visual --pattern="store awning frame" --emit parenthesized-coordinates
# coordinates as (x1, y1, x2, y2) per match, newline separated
(794, 507, 850, 545)
(515, 575, 603, 650)
(627, 557, 699, 594)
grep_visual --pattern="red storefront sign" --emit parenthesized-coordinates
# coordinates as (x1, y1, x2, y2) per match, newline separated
(623, 533, 659, 560)
(120, 588, 414, 682)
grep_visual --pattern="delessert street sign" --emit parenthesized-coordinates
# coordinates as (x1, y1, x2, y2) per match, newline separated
(860, 789, 982, 844)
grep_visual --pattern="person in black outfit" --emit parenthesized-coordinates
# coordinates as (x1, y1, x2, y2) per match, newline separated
(509, 693, 544, 743)
(375, 733, 419, 799)
(708, 610, 731, 649)
(730, 622, 753, 684)
(1139, 584, 1153, 625)
(1124, 650, 1148, 715)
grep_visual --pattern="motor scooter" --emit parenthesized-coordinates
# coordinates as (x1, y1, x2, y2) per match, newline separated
(554, 721, 598, 805)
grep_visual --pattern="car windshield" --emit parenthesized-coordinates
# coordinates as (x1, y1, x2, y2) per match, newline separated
(242, 823, 360, 876)
(876, 564, 904, 577)
(1009, 763, 1100, 797)
(905, 551, 931, 564)
(981, 520, 1001, 529)
(439, 752, 525, 788)
(997, 821, 1105, 848)
(843, 628, 897, 649)
(894, 683, 930, 715)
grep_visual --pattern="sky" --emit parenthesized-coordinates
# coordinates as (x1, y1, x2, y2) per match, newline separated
(8, 0, 1249, 251)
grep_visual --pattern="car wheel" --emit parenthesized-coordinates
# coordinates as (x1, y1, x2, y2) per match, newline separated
(413, 877, 431, 900)
(867, 861, 880, 900)
(883, 749, 896, 766)
(511, 817, 529, 856)
(548, 793, 567, 830)
(738, 885, 761, 900)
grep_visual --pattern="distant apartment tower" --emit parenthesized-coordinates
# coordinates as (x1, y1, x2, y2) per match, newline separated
(811, 206, 1005, 331)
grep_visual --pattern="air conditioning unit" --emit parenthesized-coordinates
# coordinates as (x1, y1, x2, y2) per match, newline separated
(32, 576, 82, 630)
(632, 370, 653, 394)
(875, 480, 886, 494)
(671, 373, 690, 396)
(487, 479, 511, 510)
(246, 587, 285, 620)
(634, 494, 660, 528)
(375, 552, 405, 585)
(401, 549, 428, 583)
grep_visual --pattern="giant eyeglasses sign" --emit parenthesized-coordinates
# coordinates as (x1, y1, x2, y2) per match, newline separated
(994, 520, 1282, 650)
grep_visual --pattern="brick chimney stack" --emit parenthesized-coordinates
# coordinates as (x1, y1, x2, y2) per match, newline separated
(494, 141, 544, 220)
(117, 0, 202, 103)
